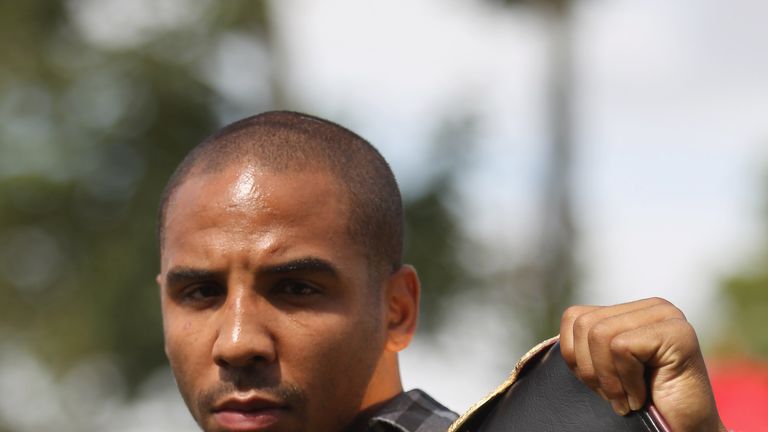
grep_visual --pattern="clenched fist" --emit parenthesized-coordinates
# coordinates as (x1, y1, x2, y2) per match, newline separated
(559, 297, 727, 432)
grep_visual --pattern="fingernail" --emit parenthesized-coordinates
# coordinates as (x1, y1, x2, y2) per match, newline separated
(628, 395, 643, 411)
(611, 399, 629, 416)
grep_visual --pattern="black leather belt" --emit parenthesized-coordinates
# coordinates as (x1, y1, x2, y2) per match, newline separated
(449, 338, 671, 432)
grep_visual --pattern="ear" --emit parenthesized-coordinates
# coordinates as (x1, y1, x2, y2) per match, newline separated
(384, 264, 420, 352)
(155, 272, 172, 358)
(156, 273, 166, 301)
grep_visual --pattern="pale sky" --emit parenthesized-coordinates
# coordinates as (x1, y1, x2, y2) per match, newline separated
(272, 0, 768, 411)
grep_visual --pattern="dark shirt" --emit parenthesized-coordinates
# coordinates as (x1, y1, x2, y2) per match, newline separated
(367, 389, 458, 432)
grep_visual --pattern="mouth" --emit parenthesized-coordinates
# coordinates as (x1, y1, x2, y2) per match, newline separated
(211, 395, 289, 431)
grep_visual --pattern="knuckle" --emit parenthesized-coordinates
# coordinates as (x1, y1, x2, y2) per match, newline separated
(652, 300, 686, 320)
(674, 320, 700, 349)
(609, 335, 632, 357)
(562, 305, 585, 323)
(668, 315, 691, 330)
(588, 322, 612, 345)
(647, 296, 671, 306)
(573, 314, 594, 336)
(664, 318, 701, 361)
(648, 297, 688, 320)
(668, 304, 687, 320)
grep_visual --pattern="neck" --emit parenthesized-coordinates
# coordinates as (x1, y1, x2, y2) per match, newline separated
(346, 394, 402, 432)
(351, 352, 403, 429)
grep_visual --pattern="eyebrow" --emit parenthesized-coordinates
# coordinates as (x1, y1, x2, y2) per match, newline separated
(260, 257, 339, 278)
(164, 257, 339, 286)
(165, 267, 223, 287)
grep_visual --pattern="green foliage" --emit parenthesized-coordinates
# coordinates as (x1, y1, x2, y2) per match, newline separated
(717, 173, 768, 358)
(0, 0, 576, 404)
(0, 0, 477, 394)
(721, 272, 768, 356)
(404, 176, 466, 331)
(0, 0, 268, 390)
(402, 117, 479, 331)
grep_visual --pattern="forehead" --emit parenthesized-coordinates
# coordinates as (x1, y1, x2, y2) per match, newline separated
(161, 164, 357, 267)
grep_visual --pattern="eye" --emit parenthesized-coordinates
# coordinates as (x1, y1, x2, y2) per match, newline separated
(183, 283, 225, 303)
(276, 280, 321, 297)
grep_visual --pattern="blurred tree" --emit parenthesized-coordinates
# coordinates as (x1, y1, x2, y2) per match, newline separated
(0, 0, 474, 401)
(717, 174, 768, 358)
(0, 0, 273, 391)
(720, 272, 768, 356)
(487, 0, 579, 343)
(403, 116, 480, 331)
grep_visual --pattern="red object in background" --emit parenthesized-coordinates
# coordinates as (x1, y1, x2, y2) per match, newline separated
(708, 359, 768, 432)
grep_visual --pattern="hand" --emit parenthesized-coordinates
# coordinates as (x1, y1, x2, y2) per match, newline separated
(559, 297, 727, 432)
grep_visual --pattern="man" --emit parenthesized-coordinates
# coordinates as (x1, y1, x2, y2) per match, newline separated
(156, 111, 726, 431)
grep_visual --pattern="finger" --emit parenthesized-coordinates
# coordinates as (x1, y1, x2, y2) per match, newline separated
(562, 299, 674, 391)
(610, 329, 649, 412)
(607, 318, 709, 432)
(560, 305, 600, 371)
(592, 302, 687, 413)
(572, 308, 603, 391)
(574, 299, 684, 411)
(605, 303, 685, 411)
(587, 319, 631, 414)
(569, 301, 656, 388)
(611, 316, 700, 371)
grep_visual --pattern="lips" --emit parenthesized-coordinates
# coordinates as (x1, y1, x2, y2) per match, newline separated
(212, 396, 288, 431)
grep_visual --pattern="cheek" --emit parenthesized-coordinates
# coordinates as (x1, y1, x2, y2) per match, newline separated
(164, 317, 211, 411)
(285, 311, 386, 420)
(292, 301, 383, 360)
(166, 316, 209, 367)
(166, 320, 198, 362)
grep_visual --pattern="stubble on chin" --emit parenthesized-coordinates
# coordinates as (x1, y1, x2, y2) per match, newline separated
(184, 379, 307, 431)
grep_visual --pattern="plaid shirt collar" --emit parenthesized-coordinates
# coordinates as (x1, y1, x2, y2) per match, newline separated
(367, 389, 458, 432)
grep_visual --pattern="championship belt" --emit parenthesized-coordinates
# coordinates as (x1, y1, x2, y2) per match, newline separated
(449, 337, 671, 432)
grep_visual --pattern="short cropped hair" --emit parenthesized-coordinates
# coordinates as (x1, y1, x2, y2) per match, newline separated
(158, 111, 404, 273)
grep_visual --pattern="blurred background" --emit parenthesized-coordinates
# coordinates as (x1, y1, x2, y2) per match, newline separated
(1, 0, 767, 430)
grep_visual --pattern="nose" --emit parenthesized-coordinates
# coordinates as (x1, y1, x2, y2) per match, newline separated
(212, 290, 277, 368)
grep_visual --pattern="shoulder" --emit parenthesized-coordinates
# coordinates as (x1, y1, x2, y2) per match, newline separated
(370, 389, 458, 432)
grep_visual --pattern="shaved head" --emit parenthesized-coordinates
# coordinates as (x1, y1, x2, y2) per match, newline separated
(158, 111, 403, 274)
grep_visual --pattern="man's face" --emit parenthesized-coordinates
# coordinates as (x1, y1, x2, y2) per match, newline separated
(158, 164, 390, 431)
